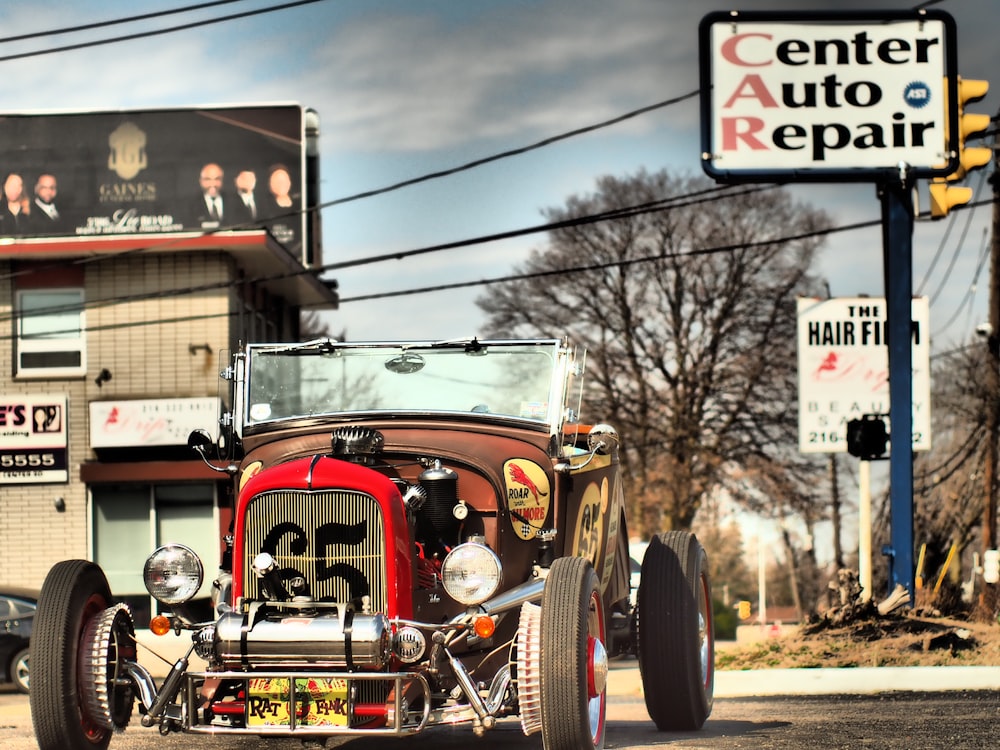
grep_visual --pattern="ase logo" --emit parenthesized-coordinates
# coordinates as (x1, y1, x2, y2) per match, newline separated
(903, 81, 931, 109)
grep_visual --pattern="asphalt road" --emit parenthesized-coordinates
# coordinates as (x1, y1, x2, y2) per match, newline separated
(5, 671, 1000, 749)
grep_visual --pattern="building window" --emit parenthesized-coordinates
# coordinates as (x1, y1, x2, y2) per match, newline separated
(91, 483, 219, 623)
(15, 288, 86, 378)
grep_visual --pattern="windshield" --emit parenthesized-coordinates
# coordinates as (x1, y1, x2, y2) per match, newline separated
(239, 339, 579, 435)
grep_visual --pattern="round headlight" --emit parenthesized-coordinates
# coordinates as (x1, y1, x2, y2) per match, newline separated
(393, 626, 427, 664)
(441, 542, 502, 606)
(143, 544, 204, 605)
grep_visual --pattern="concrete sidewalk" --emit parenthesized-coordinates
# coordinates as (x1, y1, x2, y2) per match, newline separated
(607, 659, 1000, 698)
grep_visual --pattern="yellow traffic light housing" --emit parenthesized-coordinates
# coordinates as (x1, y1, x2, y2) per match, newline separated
(929, 76, 992, 218)
(950, 77, 991, 181)
(929, 180, 973, 219)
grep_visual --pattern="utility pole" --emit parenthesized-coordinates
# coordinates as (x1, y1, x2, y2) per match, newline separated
(982, 127, 1000, 615)
(829, 454, 844, 568)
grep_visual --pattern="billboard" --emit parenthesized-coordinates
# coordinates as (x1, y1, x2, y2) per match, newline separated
(797, 296, 931, 454)
(0, 105, 310, 260)
(699, 10, 957, 181)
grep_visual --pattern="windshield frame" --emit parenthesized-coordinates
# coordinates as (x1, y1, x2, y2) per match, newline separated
(232, 338, 583, 441)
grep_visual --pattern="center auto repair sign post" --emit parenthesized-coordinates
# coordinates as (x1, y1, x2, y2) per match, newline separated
(699, 9, 959, 599)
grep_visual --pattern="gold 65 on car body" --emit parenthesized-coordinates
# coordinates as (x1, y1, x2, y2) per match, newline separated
(30, 337, 715, 750)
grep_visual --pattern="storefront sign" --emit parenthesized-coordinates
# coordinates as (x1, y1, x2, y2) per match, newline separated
(90, 397, 220, 448)
(699, 10, 956, 180)
(0, 394, 68, 484)
(797, 296, 931, 454)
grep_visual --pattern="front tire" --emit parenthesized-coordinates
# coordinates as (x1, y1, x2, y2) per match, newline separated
(539, 556, 607, 750)
(637, 531, 714, 730)
(30, 560, 122, 750)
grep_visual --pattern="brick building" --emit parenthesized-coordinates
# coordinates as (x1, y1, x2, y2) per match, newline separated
(0, 105, 337, 622)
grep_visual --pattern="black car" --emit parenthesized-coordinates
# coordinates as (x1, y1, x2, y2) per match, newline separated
(0, 587, 36, 693)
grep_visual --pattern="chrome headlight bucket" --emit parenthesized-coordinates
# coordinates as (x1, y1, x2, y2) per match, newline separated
(143, 544, 204, 605)
(441, 542, 503, 606)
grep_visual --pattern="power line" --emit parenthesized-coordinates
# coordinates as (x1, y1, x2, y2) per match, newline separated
(318, 183, 767, 273)
(0, 89, 701, 286)
(930, 226, 990, 338)
(7, 192, 994, 330)
(917, 132, 993, 295)
(311, 194, 989, 298)
(0, 0, 328, 63)
(0, 0, 247, 44)
(927, 168, 989, 306)
(9, 188, 993, 341)
(2, 182, 991, 330)
(335, 217, 880, 305)
(0, 196, 876, 338)
(323, 90, 700, 208)
(915, 192, 961, 295)
(0, 183, 768, 324)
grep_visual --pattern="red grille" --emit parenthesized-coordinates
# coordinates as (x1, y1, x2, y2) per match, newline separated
(242, 489, 387, 614)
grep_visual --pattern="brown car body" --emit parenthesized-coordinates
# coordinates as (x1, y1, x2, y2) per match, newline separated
(30, 338, 713, 750)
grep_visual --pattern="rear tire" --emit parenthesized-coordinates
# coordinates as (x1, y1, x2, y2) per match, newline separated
(637, 531, 714, 730)
(30, 560, 115, 750)
(539, 556, 607, 750)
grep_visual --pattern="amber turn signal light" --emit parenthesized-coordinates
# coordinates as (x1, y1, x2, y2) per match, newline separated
(150, 614, 172, 636)
(473, 614, 495, 639)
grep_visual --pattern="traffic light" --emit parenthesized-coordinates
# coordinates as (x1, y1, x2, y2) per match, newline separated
(929, 179, 972, 218)
(846, 415, 889, 460)
(950, 77, 992, 181)
(737, 600, 751, 620)
(930, 76, 991, 219)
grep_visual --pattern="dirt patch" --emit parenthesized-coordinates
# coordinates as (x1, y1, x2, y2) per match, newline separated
(717, 612, 1000, 670)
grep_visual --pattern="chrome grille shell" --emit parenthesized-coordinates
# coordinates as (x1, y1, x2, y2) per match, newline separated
(242, 489, 388, 614)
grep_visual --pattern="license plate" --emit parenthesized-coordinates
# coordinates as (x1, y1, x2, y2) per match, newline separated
(247, 677, 350, 727)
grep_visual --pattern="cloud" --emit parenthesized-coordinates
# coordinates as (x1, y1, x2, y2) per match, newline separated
(305, 0, 703, 153)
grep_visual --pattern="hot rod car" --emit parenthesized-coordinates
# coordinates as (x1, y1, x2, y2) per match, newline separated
(31, 337, 714, 750)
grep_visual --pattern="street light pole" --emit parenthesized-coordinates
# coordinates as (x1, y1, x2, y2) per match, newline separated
(982, 128, 1000, 615)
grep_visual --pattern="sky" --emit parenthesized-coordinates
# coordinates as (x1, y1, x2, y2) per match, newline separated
(0, 0, 993, 563)
(0, 0, 994, 354)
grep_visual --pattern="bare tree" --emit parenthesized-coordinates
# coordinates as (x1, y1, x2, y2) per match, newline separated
(691, 497, 756, 605)
(478, 169, 832, 536)
(300, 311, 338, 341)
(910, 341, 992, 597)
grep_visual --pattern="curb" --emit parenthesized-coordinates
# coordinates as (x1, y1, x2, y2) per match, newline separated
(715, 665, 1000, 696)
(607, 662, 1000, 698)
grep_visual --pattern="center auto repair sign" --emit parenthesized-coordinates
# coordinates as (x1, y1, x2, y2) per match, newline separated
(797, 297, 931, 455)
(699, 10, 956, 180)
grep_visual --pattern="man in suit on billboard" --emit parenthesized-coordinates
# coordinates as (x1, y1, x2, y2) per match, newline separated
(30, 173, 67, 234)
(232, 169, 259, 225)
(190, 162, 234, 229)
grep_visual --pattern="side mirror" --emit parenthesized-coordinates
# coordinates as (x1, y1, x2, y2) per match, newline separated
(587, 424, 620, 455)
(188, 429, 237, 475)
(557, 423, 620, 474)
(187, 429, 215, 453)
